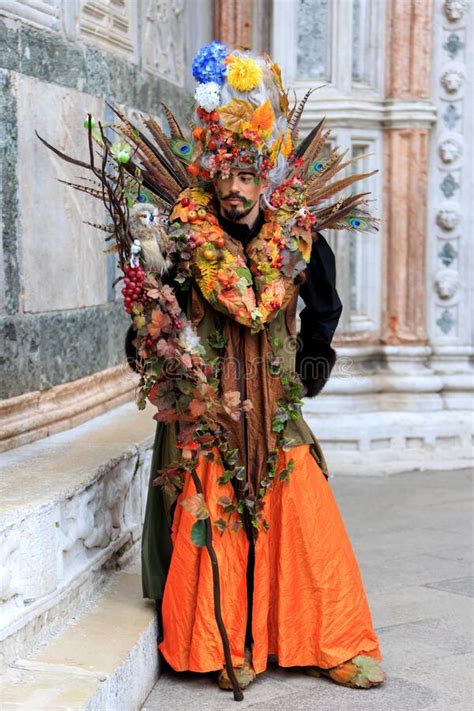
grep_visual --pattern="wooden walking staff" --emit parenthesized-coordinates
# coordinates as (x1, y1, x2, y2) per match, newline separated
(189, 468, 244, 701)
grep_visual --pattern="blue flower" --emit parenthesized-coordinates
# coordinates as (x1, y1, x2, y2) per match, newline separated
(192, 41, 228, 85)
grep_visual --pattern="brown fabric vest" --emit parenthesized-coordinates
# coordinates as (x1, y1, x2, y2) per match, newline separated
(188, 283, 329, 495)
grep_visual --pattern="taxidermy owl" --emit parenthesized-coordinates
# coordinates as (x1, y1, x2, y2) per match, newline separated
(128, 202, 172, 274)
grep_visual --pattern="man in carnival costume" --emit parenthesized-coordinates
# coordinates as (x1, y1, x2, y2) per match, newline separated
(37, 36, 385, 695)
(123, 42, 387, 692)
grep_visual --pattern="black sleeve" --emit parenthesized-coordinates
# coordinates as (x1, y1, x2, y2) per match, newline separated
(295, 231, 343, 397)
(124, 265, 189, 372)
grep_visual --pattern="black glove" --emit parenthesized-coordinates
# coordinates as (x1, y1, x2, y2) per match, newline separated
(295, 334, 337, 397)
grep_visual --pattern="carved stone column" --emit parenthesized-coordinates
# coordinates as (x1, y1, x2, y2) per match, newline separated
(382, 0, 434, 345)
(214, 0, 253, 48)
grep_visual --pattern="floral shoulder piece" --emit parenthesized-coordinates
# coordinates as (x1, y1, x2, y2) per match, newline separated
(169, 177, 314, 332)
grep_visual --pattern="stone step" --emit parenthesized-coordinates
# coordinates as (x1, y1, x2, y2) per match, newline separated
(2, 569, 158, 711)
(0, 402, 156, 664)
(304, 409, 474, 476)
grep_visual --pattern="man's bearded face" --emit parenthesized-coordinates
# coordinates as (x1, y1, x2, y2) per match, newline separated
(214, 168, 266, 221)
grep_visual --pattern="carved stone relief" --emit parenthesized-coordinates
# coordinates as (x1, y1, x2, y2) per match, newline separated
(60, 455, 138, 567)
(79, 0, 135, 58)
(444, 0, 467, 22)
(434, 268, 461, 299)
(0, 0, 60, 30)
(441, 68, 464, 93)
(431, 0, 470, 340)
(438, 137, 463, 163)
(436, 204, 460, 230)
(0, 443, 151, 640)
(142, 0, 186, 85)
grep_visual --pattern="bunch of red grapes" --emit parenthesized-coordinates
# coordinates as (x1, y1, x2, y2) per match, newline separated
(121, 264, 147, 313)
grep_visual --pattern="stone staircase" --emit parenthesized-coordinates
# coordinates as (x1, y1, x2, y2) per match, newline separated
(1, 395, 471, 709)
(0, 402, 159, 710)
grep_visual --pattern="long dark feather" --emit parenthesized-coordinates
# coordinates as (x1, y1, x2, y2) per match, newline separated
(161, 103, 185, 138)
(308, 170, 378, 204)
(106, 106, 183, 194)
(142, 116, 190, 188)
(288, 88, 315, 141)
(142, 114, 190, 186)
(36, 130, 94, 171)
(292, 118, 327, 162)
(57, 178, 105, 200)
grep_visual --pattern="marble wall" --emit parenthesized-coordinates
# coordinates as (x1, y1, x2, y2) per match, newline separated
(0, 1, 212, 405)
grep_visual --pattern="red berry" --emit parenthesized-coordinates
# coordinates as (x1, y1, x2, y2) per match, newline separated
(181, 197, 190, 207)
(124, 297, 132, 306)
(121, 287, 127, 295)
(208, 139, 217, 150)
(124, 265, 131, 274)
(210, 111, 219, 122)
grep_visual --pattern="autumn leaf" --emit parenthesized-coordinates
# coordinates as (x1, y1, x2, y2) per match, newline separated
(190, 188, 211, 206)
(148, 309, 171, 339)
(155, 338, 178, 358)
(219, 98, 254, 133)
(213, 518, 228, 533)
(153, 408, 180, 422)
(178, 352, 192, 370)
(180, 493, 210, 520)
(133, 314, 146, 330)
(189, 398, 206, 418)
(250, 100, 275, 139)
(190, 519, 206, 546)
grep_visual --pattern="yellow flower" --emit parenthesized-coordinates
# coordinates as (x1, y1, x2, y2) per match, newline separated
(226, 55, 263, 92)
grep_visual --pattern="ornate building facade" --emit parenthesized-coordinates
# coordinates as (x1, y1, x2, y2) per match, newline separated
(0, 1, 472, 705)
(266, 0, 472, 474)
(2, 0, 471, 466)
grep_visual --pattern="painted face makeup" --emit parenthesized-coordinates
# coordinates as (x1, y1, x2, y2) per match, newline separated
(214, 170, 266, 222)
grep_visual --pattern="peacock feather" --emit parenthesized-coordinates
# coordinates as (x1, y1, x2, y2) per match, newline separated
(170, 138, 195, 165)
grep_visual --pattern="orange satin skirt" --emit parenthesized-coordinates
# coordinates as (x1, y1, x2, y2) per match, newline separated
(159, 444, 382, 674)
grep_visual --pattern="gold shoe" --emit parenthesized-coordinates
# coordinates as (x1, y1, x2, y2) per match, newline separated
(305, 654, 386, 689)
(218, 648, 257, 691)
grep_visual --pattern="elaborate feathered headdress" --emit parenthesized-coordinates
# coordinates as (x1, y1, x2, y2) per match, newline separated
(187, 42, 292, 184)
(36, 42, 379, 240)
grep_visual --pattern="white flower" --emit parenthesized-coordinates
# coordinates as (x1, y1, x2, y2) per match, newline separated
(178, 323, 203, 354)
(194, 82, 220, 112)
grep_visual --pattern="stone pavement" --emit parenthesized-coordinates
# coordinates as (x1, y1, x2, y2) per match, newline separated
(142, 468, 474, 711)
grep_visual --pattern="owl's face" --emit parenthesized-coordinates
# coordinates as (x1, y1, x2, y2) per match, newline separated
(130, 201, 169, 227)
(131, 203, 160, 226)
